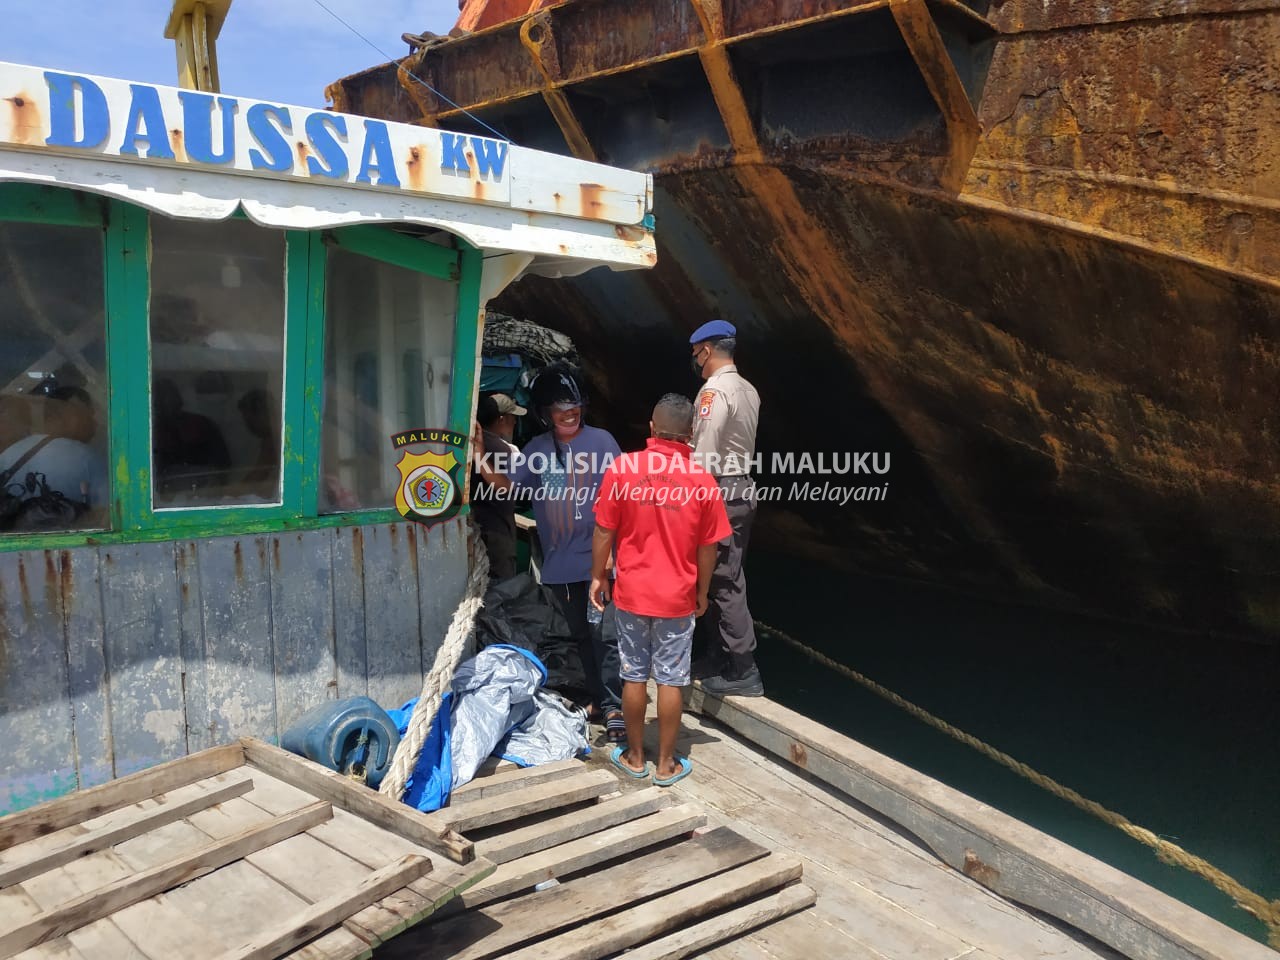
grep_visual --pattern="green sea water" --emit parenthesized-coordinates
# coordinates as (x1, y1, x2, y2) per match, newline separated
(746, 550, 1280, 946)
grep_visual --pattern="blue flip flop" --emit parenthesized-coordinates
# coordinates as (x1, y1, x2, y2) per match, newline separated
(652, 756, 693, 788)
(610, 746, 650, 779)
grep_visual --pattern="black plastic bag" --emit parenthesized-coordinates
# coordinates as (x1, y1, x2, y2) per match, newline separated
(476, 573, 587, 695)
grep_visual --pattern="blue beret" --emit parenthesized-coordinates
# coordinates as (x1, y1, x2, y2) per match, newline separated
(689, 319, 737, 344)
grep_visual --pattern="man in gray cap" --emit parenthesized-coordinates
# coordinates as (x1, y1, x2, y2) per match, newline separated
(471, 392, 526, 580)
(489, 393, 526, 443)
(688, 320, 764, 697)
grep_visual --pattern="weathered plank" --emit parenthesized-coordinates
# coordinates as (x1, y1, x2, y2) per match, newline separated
(787, 863, 974, 960)
(673, 708, 1107, 960)
(429, 768, 617, 833)
(184, 794, 424, 953)
(0, 802, 332, 957)
(60, 549, 112, 791)
(408, 828, 768, 960)
(199, 537, 277, 745)
(0, 886, 43, 933)
(359, 524, 422, 710)
(456, 802, 707, 909)
(0, 779, 253, 889)
(215, 855, 431, 960)
(12, 769, 354, 959)
(240, 739, 473, 864)
(638, 719, 764, 816)
(227, 779, 495, 940)
(494, 855, 806, 960)
(0, 552, 77, 814)
(409, 523, 437, 681)
(173, 540, 212, 753)
(679, 783, 990, 959)
(0, 743, 244, 850)
(700, 941, 787, 960)
(691, 689, 1277, 960)
(4, 774, 245, 867)
(102, 802, 352, 960)
(269, 531, 339, 736)
(280, 929, 371, 960)
(474, 786, 671, 864)
(449, 758, 584, 803)
(12, 854, 145, 960)
(125, 860, 320, 960)
(616, 883, 817, 960)
(330, 527, 368, 701)
(209, 764, 457, 912)
(99, 543, 187, 776)
(415, 518, 469, 673)
(737, 907, 879, 960)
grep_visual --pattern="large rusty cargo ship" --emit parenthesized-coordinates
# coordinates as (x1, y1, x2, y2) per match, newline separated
(329, 0, 1280, 641)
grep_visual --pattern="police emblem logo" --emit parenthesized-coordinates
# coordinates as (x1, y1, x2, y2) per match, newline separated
(390, 429, 469, 526)
(698, 390, 717, 419)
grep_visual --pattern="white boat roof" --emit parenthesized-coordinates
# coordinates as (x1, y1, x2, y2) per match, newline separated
(0, 61, 656, 279)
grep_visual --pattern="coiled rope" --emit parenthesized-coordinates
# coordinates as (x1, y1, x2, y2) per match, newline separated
(379, 529, 490, 802)
(754, 620, 1280, 946)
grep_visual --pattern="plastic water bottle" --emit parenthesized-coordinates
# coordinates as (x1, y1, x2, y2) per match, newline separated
(587, 597, 603, 625)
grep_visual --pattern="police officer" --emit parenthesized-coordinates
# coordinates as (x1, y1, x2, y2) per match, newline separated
(688, 320, 764, 697)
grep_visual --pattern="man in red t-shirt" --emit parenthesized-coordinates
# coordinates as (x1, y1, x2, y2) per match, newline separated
(590, 394, 731, 786)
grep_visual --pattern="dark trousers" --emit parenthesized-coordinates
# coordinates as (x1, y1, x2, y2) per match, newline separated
(705, 497, 758, 670)
(549, 580, 622, 713)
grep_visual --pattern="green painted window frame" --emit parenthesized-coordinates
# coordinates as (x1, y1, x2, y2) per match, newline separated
(0, 183, 482, 552)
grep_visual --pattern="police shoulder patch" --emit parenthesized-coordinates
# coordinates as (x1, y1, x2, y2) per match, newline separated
(698, 390, 717, 419)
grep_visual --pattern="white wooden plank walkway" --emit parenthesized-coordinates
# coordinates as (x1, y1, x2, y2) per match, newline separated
(580, 698, 1122, 960)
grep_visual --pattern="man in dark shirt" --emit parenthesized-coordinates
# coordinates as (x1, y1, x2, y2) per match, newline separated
(471, 393, 525, 580)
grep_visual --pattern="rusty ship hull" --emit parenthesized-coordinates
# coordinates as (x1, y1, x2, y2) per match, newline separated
(331, 0, 1280, 640)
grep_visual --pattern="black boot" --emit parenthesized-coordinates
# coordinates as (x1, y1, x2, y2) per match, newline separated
(700, 655, 764, 698)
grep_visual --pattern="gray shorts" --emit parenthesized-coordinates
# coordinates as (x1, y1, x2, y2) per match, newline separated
(614, 608, 695, 686)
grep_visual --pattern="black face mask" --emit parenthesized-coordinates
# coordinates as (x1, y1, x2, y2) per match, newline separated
(690, 349, 705, 377)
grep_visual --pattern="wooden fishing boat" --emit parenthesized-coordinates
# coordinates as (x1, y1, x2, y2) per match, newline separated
(0, 59, 652, 812)
(0, 689, 1271, 959)
(0, 18, 1274, 960)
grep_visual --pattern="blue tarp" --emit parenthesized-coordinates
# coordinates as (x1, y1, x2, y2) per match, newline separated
(385, 692, 455, 813)
(384, 644, 588, 813)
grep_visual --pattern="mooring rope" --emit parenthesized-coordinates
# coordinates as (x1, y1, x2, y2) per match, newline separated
(754, 620, 1280, 945)
(380, 529, 490, 802)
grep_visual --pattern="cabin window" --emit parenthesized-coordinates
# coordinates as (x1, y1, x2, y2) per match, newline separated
(0, 220, 109, 534)
(0, 184, 480, 550)
(321, 244, 457, 513)
(148, 216, 287, 509)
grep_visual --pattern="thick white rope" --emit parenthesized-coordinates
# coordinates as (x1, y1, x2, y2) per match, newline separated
(379, 528, 490, 801)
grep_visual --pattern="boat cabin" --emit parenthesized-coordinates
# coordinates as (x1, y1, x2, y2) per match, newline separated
(0, 61, 654, 813)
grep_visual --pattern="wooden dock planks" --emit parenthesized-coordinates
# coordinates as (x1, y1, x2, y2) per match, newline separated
(0, 741, 497, 960)
(454, 802, 708, 910)
(0, 802, 333, 955)
(689, 688, 1276, 960)
(239, 739, 472, 863)
(494, 853, 807, 960)
(375, 764, 814, 960)
(422, 825, 766, 959)
(472, 784, 670, 863)
(0, 779, 254, 889)
(424, 768, 616, 833)
(0, 726, 821, 960)
(216, 855, 432, 960)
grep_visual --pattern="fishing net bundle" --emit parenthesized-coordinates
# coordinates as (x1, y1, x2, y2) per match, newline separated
(483, 310, 579, 368)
